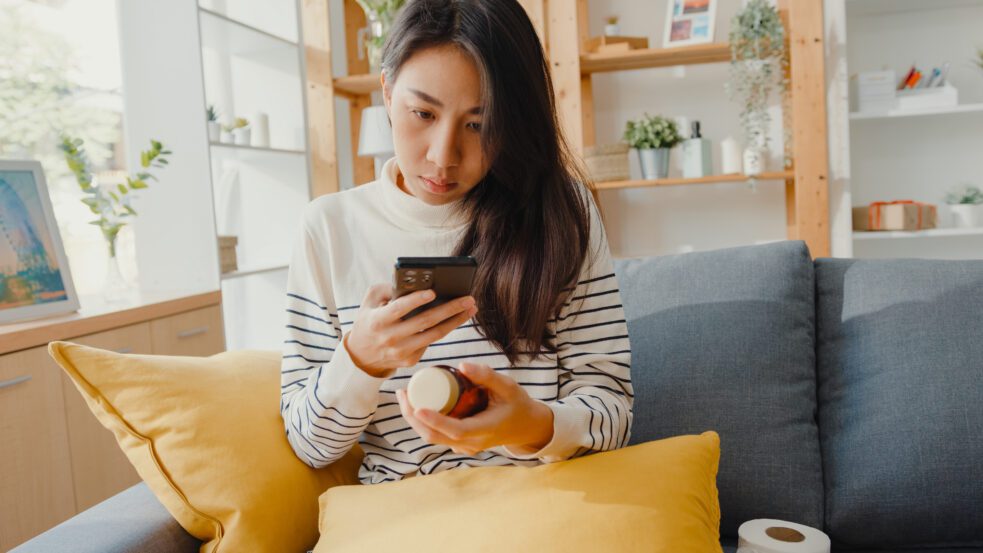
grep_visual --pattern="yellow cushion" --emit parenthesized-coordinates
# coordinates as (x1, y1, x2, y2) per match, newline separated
(48, 341, 362, 553)
(315, 431, 722, 553)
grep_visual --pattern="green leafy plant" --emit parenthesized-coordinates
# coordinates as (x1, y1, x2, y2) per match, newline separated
(945, 184, 983, 205)
(206, 105, 219, 122)
(222, 117, 249, 133)
(975, 47, 983, 72)
(605, 16, 619, 25)
(356, 0, 406, 69)
(726, 0, 788, 155)
(59, 136, 170, 257)
(623, 114, 682, 150)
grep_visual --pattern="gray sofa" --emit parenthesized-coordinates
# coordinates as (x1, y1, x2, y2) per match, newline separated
(15, 241, 983, 552)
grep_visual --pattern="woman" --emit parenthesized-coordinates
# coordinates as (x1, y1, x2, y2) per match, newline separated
(280, 0, 632, 484)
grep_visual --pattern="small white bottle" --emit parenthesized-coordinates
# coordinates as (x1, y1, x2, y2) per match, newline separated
(682, 121, 713, 178)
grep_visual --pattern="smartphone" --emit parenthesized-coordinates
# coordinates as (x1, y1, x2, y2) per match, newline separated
(393, 256, 477, 321)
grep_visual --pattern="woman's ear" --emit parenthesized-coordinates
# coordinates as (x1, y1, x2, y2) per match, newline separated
(381, 71, 392, 115)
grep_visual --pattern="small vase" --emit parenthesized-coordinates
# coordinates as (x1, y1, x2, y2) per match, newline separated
(743, 146, 766, 176)
(233, 127, 251, 145)
(949, 204, 983, 228)
(638, 148, 670, 180)
(207, 121, 221, 142)
(103, 253, 128, 303)
(604, 23, 620, 36)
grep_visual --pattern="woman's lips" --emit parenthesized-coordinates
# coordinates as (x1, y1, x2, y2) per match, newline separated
(421, 176, 458, 194)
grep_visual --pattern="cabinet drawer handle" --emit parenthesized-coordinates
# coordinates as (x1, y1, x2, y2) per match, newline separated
(0, 375, 32, 390)
(177, 326, 209, 339)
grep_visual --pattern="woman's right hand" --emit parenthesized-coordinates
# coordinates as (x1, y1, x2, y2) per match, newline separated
(345, 284, 478, 378)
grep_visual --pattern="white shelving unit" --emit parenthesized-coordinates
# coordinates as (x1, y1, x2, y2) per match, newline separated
(196, 0, 312, 350)
(839, 0, 983, 260)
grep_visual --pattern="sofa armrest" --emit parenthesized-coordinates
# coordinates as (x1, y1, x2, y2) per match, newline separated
(10, 482, 200, 553)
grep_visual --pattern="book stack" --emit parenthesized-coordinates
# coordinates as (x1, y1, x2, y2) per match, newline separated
(850, 70, 897, 113)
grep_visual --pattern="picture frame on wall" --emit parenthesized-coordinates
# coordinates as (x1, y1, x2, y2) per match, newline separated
(663, 0, 717, 48)
(0, 160, 80, 324)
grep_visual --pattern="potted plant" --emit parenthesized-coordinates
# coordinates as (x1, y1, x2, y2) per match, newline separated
(944, 185, 983, 228)
(623, 114, 683, 180)
(231, 117, 251, 146)
(975, 47, 983, 74)
(206, 105, 221, 142)
(726, 0, 787, 176)
(356, 0, 406, 73)
(59, 136, 170, 302)
(604, 16, 620, 37)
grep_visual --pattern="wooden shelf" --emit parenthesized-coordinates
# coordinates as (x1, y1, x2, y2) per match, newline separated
(220, 264, 288, 280)
(594, 171, 794, 191)
(334, 73, 381, 98)
(209, 142, 306, 155)
(853, 227, 983, 241)
(846, 0, 982, 17)
(580, 43, 731, 74)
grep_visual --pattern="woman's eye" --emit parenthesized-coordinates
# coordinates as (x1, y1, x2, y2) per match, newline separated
(412, 110, 433, 121)
(467, 122, 482, 131)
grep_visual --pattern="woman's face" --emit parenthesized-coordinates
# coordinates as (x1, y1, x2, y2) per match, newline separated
(382, 44, 489, 205)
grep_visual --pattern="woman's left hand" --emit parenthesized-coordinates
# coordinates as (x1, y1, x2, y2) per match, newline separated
(396, 362, 554, 456)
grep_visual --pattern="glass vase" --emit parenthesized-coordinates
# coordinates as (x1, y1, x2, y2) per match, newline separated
(102, 236, 132, 304)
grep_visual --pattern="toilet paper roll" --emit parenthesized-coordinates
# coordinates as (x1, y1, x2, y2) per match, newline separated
(737, 519, 830, 553)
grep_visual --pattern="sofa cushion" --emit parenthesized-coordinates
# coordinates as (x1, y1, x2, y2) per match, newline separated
(315, 432, 722, 553)
(47, 342, 363, 553)
(815, 258, 983, 549)
(613, 241, 823, 536)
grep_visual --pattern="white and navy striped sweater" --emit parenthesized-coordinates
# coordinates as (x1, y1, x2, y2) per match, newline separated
(280, 157, 633, 484)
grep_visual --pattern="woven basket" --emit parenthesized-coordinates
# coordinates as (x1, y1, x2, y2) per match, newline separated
(584, 143, 630, 182)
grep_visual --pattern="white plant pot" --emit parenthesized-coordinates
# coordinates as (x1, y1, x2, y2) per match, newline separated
(221, 130, 234, 144)
(233, 127, 251, 146)
(949, 204, 983, 228)
(638, 148, 670, 180)
(604, 23, 620, 36)
(207, 121, 221, 142)
(743, 146, 766, 176)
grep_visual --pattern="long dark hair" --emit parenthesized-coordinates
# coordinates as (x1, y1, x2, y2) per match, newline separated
(381, 0, 595, 364)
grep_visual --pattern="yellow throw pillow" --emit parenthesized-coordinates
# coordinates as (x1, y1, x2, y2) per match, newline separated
(48, 341, 363, 553)
(315, 431, 722, 553)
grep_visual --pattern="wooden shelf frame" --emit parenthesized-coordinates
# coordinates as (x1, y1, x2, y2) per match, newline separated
(580, 42, 731, 74)
(595, 171, 795, 191)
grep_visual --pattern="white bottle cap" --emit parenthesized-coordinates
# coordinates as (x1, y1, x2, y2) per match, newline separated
(407, 366, 460, 414)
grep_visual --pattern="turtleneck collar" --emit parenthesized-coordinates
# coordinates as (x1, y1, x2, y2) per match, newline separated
(377, 156, 469, 233)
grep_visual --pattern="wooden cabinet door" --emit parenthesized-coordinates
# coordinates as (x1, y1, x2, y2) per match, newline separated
(0, 346, 76, 551)
(63, 323, 153, 512)
(150, 305, 225, 356)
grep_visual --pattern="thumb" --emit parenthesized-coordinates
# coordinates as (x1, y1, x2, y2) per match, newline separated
(362, 283, 392, 309)
(458, 363, 513, 396)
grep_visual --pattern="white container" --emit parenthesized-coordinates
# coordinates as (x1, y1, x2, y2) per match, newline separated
(638, 148, 670, 180)
(720, 136, 742, 174)
(251, 112, 270, 148)
(743, 146, 765, 176)
(233, 127, 251, 145)
(949, 204, 983, 228)
(604, 23, 620, 36)
(850, 70, 897, 113)
(207, 121, 221, 142)
(896, 83, 958, 112)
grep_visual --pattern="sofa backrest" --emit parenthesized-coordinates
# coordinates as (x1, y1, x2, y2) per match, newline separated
(613, 240, 822, 537)
(815, 257, 983, 549)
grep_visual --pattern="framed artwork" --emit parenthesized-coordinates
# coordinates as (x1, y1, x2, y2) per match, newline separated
(0, 160, 80, 324)
(663, 0, 717, 48)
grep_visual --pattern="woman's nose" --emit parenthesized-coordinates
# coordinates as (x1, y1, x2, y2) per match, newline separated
(427, 123, 461, 169)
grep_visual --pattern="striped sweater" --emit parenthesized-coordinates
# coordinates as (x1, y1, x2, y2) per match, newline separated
(280, 157, 633, 484)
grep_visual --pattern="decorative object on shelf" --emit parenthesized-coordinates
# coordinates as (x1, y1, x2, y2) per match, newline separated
(583, 35, 649, 54)
(355, 0, 406, 74)
(975, 48, 983, 75)
(358, 105, 395, 159)
(218, 235, 239, 274)
(604, 15, 620, 37)
(220, 120, 234, 144)
(663, 0, 717, 48)
(896, 83, 958, 111)
(60, 136, 170, 303)
(944, 185, 983, 228)
(230, 117, 251, 146)
(0, 160, 80, 323)
(681, 120, 713, 178)
(720, 136, 741, 174)
(251, 112, 270, 148)
(850, 70, 898, 114)
(852, 200, 938, 232)
(623, 114, 683, 180)
(583, 143, 630, 183)
(206, 105, 221, 143)
(727, 0, 788, 172)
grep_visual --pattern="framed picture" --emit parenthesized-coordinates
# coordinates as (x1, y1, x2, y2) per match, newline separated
(0, 160, 80, 324)
(663, 0, 717, 48)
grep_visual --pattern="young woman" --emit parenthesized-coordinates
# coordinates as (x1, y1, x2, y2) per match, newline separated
(280, 0, 633, 484)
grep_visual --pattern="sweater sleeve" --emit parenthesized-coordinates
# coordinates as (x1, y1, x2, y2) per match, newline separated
(503, 195, 633, 463)
(280, 209, 393, 469)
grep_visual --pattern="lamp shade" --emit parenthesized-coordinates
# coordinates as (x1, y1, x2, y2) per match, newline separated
(357, 105, 395, 158)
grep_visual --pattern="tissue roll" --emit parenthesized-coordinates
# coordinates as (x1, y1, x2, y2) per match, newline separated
(737, 519, 830, 553)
